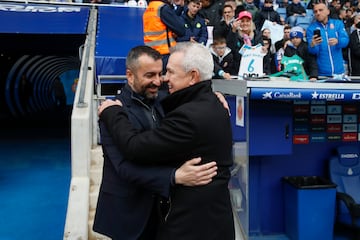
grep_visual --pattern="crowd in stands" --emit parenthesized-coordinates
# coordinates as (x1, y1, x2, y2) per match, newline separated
(77, 0, 360, 79)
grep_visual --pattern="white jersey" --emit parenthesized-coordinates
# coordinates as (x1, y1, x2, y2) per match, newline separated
(238, 44, 266, 79)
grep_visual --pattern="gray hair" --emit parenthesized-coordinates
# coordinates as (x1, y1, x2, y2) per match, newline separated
(170, 42, 214, 81)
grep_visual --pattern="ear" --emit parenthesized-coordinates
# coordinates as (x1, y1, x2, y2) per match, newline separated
(325, 7, 330, 16)
(189, 69, 200, 85)
(126, 69, 134, 85)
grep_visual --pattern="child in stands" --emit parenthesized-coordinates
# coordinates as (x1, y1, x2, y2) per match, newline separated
(210, 36, 235, 79)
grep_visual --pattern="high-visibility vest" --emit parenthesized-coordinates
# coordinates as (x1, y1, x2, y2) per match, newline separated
(143, 1, 176, 55)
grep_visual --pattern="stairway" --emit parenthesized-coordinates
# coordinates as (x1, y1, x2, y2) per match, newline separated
(88, 145, 111, 240)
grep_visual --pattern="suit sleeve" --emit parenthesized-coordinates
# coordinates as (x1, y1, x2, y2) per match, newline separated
(100, 105, 195, 164)
(100, 121, 173, 197)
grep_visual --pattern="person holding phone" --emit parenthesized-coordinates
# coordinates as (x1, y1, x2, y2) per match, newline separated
(306, 1, 349, 78)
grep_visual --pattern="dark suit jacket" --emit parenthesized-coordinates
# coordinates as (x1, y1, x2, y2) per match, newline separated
(101, 80, 235, 240)
(93, 84, 174, 240)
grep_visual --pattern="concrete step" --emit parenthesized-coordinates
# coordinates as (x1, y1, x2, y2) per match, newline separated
(88, 146, 108, 240)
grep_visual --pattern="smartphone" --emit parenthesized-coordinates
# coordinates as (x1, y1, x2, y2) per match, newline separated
(314, 29, 321, 38)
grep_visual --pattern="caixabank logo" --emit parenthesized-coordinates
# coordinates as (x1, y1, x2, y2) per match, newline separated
(262, 91, 302, 100)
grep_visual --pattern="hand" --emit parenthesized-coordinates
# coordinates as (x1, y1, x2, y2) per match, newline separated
(225, 15, 231, 25)
(232, 20, 241, 32)
(175, 157, 217, 186)
(98, 99, 122, 116)
(311, 35, 322, 47)
(328, 38, 338, 46)
(223, 72, 232, 80)
(214, 91, 230, 116)
(261, 46, 268, 54)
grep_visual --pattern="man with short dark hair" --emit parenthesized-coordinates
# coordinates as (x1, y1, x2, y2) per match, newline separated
(93, 45, 218, 240)
(306, 1, 349, 77)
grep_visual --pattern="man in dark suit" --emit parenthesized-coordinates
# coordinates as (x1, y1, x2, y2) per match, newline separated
(93, 46, 218, 240)
(99, 42, 235, 240)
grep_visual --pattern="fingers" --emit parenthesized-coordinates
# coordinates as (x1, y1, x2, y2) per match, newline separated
(199, 161, 217, 170)
(97, 99, 122, 116)
(193, 168, 217, 186)
(185, 157, 202, 165)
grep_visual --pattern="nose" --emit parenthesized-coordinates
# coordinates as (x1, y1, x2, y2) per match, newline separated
(153, 75, 163, 86)
(163, 72, 169, 83)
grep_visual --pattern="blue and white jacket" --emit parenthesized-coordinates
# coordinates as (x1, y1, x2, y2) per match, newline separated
(306, 18, 349, 77)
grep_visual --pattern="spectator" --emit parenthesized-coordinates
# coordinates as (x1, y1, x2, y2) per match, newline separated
(177, 0, 208, 45)
(99, 42, 235, 240)
(286, 0, 306, 26)
(284, 28, 318, 80)
(262, 37, 275, 74)
(243, 0, 260, 19)
(199, 0, 225, 26)
(306, 1, 349, 77)
(261, 27, 276, 53)
(255, 0, 281, 29)
(329, 0, 341, 19)
(226, 10, 264, 73)
(143, 0, 186, 72)
(274, 24, 291, 71)
(275, 24, 291, 51)
(210, 36, 235, 78)
(348, 13, 360, 75)
(213, 4, 236, 38)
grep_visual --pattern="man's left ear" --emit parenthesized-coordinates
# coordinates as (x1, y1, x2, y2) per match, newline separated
(189, 69, 200, 85)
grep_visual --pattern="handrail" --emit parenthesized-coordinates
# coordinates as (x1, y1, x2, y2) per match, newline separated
(77, 5, 97, 108)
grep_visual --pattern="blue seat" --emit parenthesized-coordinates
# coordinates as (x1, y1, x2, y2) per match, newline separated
(329, 146, 360, 237)
(306, 9, 314, 17)
(295, 16, 313, 30)
(277, 7, 287, 21)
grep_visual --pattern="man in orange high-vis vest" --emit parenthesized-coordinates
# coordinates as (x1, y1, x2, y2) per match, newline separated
(143, 0, 186, 72)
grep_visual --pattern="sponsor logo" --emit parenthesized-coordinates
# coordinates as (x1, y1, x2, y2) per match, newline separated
(327, 134, 342, 141)
(262, 91, 302, 99)
(343, 133, 357, 141)
(311, 105, 326, 114)
(262, 92, 272, 99)
(293, 100, 309, 105)
(327, 124, 342, 133)
(343, 124, 357, 132)
(352, 93, 360, 100)
(343, 105, 357, 113)
(340, 153, 359, 159)
(293, 125, 309, 132)
(0, 4, 81, 12)
(311, 125, 326, 132)
(293, 105, 309, 114)
(327, 105, 342, 114)
(343, 114, 357, 123)
(294, 116, 309, 123)
(327, 115, 342, 123)
(312, 91, 345, 100)
(311, 115, 326, 124)
(310, 133, 326, 142)
(293, 135, 309, 144)
(311, 100, 326, 105)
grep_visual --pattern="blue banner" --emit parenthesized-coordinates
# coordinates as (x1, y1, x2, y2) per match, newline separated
(0, 3, 89, 34)
(250, 88, 360, 101)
